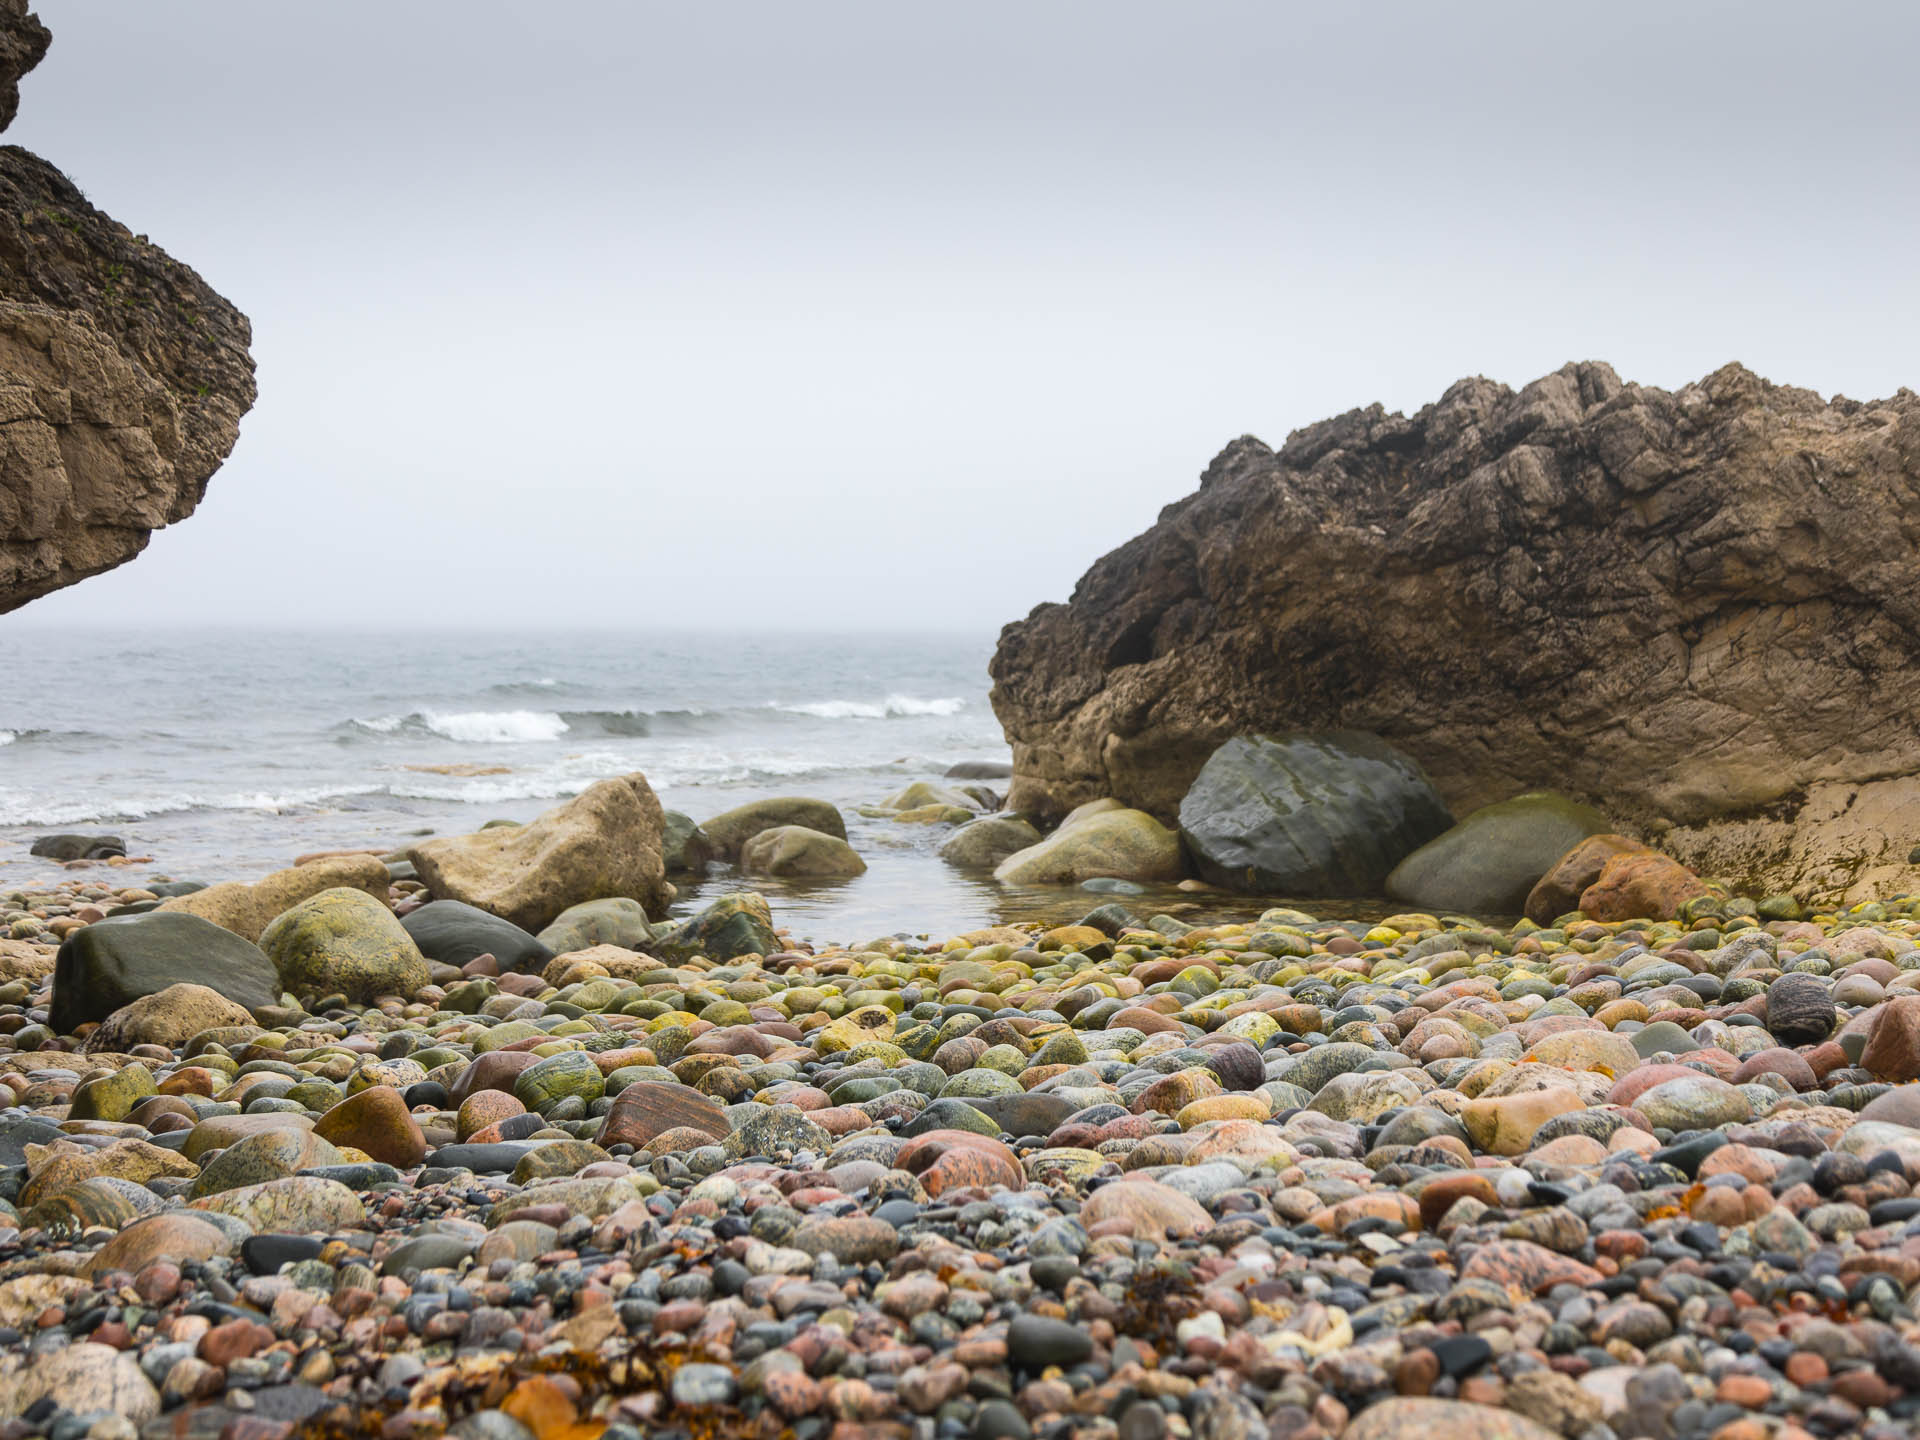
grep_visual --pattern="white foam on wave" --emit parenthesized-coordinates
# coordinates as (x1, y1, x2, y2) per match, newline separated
(0, 731, 12, 747)
(423, 709, 570, 743)
(0, 784, 383, 827)
(771, 694, 966, 720)
(353, 710, 571, 743)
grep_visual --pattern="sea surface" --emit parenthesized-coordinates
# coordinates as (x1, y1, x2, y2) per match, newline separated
(0, 628, 1225, 941)
(0, 628, 1383, 941)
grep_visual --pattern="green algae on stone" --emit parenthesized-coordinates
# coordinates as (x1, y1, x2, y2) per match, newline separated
(260, 888, 428, 1004)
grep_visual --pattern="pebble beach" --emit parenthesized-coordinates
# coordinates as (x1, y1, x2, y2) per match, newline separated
(2, 841, 1920, 1440)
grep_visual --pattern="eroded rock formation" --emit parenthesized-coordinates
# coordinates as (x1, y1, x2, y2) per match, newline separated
(990, 361, 1920, 903)
(0, 1, 254, 613)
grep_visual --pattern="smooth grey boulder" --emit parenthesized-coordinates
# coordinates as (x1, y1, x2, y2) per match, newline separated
(1178, 732, 1452, 895)
(402, 900, 552, 974)
(1384, 791, 1611, 916)
(51, 912, 280, 1034)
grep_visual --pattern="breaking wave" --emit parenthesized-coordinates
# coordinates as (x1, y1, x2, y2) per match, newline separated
(339, 695, 968, 744)
(0, 784, 386, 827)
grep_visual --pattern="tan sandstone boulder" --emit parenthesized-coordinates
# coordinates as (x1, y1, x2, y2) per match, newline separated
(409, 773, 667, 933)
(157, 854, 392, 942)
(83, 983, 255, 1052)
(740, 825, 867, 878)
(994, 807, 1183, 886)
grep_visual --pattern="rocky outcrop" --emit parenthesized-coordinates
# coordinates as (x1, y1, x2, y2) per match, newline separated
(0, 2, 48, 134)
(0, 4, 254, 613)
(991, 362, 1920, 903)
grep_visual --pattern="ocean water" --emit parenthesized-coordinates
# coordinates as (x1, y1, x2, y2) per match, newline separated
(0, 627, 1269, 942)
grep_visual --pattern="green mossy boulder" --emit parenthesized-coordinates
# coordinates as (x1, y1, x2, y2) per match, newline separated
(260, 888, 429, 1004)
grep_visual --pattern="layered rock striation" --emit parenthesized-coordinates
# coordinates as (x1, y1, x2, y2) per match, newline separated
(0, 1, 254, 612)
(991, 361, 1920, 902)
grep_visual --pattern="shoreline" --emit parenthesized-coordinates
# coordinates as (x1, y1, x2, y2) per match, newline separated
(0, 806, 1916, 1439)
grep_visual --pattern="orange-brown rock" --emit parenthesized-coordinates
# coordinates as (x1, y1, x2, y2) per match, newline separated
(895, 1131, 1023, 1197)
(1524, 835, 1654, 924)
(594, 1081, 729, 1150)
(1577, 852, 1711, 922)
(1859, 994, 1920, 1083)
(1078, 1178, 1212, 1242)
(312, 1086, 426, 1169)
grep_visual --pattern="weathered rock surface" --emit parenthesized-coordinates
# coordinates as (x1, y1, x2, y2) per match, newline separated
(1179, 732, 1452, 896)
(402, 898, 552, 974)
(1524, 834, 1655, 924)
(534, 896, 656, 956)
(938, 815, 1042, 868)
(0, 3, 255, 613)
(1387, 792, 1611, 916)
(0, 1, 49, 134)
(990, 361, 1920, 903)
(50, 910, 279, 1034)
(28, 832, 122, 860)
(156, 853, 391, 943)
(660, 810, 714, 873)
(259, 887, 428, 1004)
(81, 982, 254, 1052)
(740, 824, 867, 878)
(410, 772, 667, 932)
(993, 806, 1182, 887)
(653, 891, 778, 962)
(700, 796, 848, 861)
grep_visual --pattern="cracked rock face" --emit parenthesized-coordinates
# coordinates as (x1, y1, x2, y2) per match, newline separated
(989, 361, 1920, 904)
(0, 1, 254, 614)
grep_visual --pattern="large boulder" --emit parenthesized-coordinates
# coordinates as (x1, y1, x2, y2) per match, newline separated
(0, 2, 49, 133)
(1524, 834, 1655, 924)
(409, 772, 667, 932)
(1577, 851, 1711, 922)
(938, 816, 1043, 868)
(259, 888, 429, 1004)
(989, 362, 1920, 905)
(993, 807, 1183, 887)
(700, 797, 847, 861)
(82, 983, 254, 1052)
(0, 4, 255, 615)
(401, 899, 551, 974)
(1385, 792, 1611, 916)
(1177, 732, 1451, 895)
(50, 912, 280, 1034)
(653, 892, 778, 962)
(740, 825, 867, 878)
(157, 854, 391, 942)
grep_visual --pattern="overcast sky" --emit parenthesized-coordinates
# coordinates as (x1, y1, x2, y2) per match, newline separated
(9, 1, 1918, 630)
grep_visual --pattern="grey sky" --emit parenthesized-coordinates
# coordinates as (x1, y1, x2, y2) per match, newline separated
(9, 1, 1918, 629)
